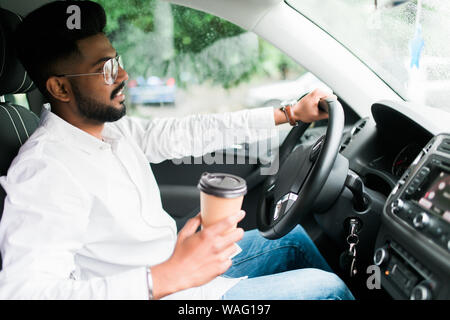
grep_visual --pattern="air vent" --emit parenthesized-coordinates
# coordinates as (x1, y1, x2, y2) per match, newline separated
(340, 117, 369, 152)
(350, 117, 368, 136)
(339, 135, 352, 152)
(438, 139, 450, 154)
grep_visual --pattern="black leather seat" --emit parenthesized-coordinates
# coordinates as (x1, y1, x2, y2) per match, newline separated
(0, 8, 41, 269)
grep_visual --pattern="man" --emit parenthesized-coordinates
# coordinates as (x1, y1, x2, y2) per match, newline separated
(0, 1, 353, 299)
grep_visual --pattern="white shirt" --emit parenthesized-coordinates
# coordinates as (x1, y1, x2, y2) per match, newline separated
(0, 105, 276, 300)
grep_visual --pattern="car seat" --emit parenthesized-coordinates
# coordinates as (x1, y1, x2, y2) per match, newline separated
(0, 8, 41, 269)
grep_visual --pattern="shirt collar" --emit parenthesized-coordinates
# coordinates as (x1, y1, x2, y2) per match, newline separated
(40, 104, 121, 155)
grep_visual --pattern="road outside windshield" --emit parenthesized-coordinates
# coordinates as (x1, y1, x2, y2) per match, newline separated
(288, 0, 450, 113)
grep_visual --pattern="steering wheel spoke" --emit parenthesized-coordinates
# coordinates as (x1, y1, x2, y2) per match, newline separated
(273, 192, 298, 221)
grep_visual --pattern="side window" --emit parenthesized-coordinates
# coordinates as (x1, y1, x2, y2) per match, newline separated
(94, 0, 328, 121)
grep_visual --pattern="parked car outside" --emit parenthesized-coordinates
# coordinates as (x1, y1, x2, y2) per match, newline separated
(128, 76, 176, 106)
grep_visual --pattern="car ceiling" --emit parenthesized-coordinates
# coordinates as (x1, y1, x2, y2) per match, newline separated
(0, 0, 284, 30)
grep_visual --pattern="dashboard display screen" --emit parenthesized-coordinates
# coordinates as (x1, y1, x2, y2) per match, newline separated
(417, 170, 450, 222)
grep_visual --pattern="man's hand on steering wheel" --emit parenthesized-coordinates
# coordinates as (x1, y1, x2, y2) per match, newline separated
(292, 89, 334, 123)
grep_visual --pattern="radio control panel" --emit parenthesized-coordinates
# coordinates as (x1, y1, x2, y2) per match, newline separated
(375, 133, 450, 300)
(389, 135, 450, 251)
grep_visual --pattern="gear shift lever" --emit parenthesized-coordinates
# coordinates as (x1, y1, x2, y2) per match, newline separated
(345, 170, 369, 211)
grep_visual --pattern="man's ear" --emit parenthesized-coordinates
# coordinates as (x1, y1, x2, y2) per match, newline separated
(46, 77, 71, 103)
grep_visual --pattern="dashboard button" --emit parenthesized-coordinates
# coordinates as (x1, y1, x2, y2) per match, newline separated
(405, 186, 416, 195)
(418, 166, 430, 177)
(391, 199, 405, 214)
(431, 159, 441, 165)
(413, 212, 430, 229)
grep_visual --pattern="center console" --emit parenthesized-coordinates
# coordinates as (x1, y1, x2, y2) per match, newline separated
(374, 133, 450, 300)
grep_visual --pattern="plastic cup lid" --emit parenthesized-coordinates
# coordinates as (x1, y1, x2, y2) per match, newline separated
(197, 172, 247, 198)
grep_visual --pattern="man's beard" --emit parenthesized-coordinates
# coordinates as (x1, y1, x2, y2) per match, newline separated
(71, 81, 127, 123)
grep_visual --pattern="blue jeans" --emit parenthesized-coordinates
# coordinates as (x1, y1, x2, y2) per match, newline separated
(221, 225, 354, 300)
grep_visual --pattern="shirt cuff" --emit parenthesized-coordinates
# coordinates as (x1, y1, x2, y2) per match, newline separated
(105, 267, 150, 300)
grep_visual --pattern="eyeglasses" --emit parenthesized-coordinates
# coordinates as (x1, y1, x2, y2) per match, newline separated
(55, 55, 124, 85)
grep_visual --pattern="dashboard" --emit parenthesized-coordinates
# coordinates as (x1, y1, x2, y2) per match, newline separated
(340, 103, 434, 197)
(338, 101, 450, 300)
(375, 134, 450, 300)
(247, 98, 448, 300)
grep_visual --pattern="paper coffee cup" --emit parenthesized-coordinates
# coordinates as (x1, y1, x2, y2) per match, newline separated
(197, 172, 247, 232)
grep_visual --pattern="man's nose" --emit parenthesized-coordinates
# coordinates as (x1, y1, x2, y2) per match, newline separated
(116, 65, 128, 83)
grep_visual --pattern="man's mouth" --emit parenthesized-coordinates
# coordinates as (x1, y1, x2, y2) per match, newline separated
(112, 82, 126, 101)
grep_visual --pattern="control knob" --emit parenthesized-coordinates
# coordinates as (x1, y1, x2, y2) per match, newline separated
(410, 281, 433, 300)
(413, 212, 431, 230)
(391, 199, 407, 214)
(373, 247, 389, 267)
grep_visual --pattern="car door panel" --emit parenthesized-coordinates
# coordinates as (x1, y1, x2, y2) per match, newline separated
(151, 149, 265, 230)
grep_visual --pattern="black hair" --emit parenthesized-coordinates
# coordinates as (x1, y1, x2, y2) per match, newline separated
(14, 1, 106, 98)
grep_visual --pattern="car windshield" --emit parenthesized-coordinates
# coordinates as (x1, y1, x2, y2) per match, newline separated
(287, 0, 450, 113)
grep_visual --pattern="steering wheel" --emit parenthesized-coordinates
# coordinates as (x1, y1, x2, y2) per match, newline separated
(257, 97, 345, 239)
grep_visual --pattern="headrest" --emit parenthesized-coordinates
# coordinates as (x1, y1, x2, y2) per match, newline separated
(0, 8, 35, 96)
